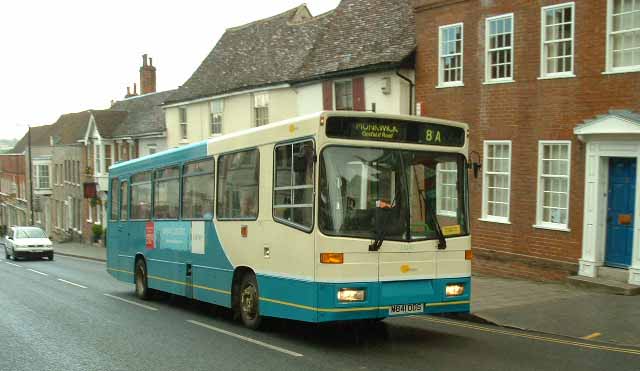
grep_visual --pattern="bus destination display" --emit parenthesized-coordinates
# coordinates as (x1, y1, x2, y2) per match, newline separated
(326, 117, 466, 147)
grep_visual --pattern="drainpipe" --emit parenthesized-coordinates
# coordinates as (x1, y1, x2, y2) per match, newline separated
(396, 70, 415, 115)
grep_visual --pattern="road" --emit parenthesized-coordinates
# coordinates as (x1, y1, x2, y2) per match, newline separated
(1, 254, 639, 371)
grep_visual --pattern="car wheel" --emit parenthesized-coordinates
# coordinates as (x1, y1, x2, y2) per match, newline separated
(135, 259, 151, 300)
(48, 252, 54, 261)
(238, 273, 262, 330)
(4, 247, 8, 260)
(11, 250, 18, 261)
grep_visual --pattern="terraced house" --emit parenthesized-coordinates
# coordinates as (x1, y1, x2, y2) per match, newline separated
(163, 0, 416, 146)
(414, 0, 640, 286)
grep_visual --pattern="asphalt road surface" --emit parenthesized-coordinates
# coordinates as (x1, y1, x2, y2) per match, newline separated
(1, 254, 639, 371)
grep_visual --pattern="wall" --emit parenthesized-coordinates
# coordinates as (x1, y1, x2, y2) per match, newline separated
(414, 0, 640, 280)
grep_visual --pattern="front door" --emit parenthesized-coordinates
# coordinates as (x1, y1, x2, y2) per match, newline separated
(605, 158, 636, 268)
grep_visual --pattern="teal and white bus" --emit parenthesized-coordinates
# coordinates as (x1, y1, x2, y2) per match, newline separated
(107, 111, 472, 329)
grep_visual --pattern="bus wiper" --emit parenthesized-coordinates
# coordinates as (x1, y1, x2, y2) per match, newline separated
(369, 203, 390, 252)
(427, 203, 447, 250)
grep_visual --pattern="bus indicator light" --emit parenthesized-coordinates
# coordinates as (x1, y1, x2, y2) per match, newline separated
(465, 250, 473, 260)
(320, 253, 344, 264)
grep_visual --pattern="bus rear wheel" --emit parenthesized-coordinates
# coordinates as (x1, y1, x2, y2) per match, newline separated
(239, 273, 262, 330)
(135, 259, 151, 300)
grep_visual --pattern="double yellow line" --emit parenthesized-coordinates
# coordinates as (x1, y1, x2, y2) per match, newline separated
(415, 316, 640, 356)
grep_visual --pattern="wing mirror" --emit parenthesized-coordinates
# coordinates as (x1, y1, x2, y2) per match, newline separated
(468, 151, 482, 179)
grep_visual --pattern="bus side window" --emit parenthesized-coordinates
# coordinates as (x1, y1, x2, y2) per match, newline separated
(182, 158, 215, 219)
(120, 181, 129, 221)
(217, 149, 259, 220)
(273, 140, 314, 230)
(110, 178, 119, 220)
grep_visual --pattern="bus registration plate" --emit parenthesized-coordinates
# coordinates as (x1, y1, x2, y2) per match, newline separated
(389, 303, 424, 315)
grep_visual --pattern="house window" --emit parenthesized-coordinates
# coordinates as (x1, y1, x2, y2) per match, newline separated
(436, 162, 458, 216)
(486, 14, 514, 82)
(179, 107, 188, 140)
(147, 144, 157, 155)
(541, 2, 575, 77)
(210, 100, 224, 135)
(482, 141, 511, 222)
(105, 145, 112, 170)
(254, 93, 269, 127)
(273, 140, 315, 230)
(36, 165, 50, 189)
(536, 141, 571, 229)
(334, 80, 353, 110)
(439, 23, 464, 86)
(608, 0, 640, 71)
(95, 144, 101, 174)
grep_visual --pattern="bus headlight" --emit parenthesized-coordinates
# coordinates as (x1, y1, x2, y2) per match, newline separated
(445, 284, 465, 297)
(337, 288, 366, 302)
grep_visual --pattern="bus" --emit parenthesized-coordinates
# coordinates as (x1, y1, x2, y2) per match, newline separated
(106, 111, 472, 329)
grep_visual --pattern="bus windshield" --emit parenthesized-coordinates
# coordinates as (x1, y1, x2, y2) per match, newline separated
(319, 146, 468, 242)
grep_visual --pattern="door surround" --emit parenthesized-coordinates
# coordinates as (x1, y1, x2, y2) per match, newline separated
(575, 112, 640, 285)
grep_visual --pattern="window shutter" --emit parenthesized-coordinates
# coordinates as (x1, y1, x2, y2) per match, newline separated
(322, 81, 333, 111)
(352, 77, 365, 111)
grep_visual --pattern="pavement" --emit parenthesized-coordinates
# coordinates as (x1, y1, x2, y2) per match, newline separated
(54, 242, 640, 347)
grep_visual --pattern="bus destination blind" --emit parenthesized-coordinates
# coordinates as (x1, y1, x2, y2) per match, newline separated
(326, 117, 465, 147)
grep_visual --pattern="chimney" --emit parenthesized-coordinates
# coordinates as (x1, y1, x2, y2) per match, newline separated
(140, 53, 157, 95)
(125, 86, 133, 98)
(133, 82, 138, 95)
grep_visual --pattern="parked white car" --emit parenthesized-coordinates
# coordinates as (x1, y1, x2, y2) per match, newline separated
(2, 226, 54, 261)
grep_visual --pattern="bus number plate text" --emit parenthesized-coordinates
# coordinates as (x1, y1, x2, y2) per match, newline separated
(389, 303, 424, 315)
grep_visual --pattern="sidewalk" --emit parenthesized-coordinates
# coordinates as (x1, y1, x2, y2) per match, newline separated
(54, 242, 640, 346)
(54, 242, 106, 262)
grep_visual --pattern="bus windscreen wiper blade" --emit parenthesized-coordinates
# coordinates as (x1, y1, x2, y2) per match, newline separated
(427, 205, 447, 250)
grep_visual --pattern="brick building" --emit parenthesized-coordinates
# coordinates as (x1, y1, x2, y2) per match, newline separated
(414, 0, 640, 284)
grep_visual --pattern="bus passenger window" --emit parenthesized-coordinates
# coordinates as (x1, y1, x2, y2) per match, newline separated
(273, 140, 314, 230)
(131, 171, 152, 220)
(120, 181, 129, 221)
(182, 158, 215, 219)
(110, 178, 119, 220)
(154, 166, 180, 219)
(217, 149, 259, 220)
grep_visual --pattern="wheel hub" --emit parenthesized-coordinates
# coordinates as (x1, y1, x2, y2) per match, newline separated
(241, 284, 257, 319)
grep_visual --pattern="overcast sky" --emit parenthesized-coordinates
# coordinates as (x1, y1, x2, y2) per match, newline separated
(0, 0, 341, 141)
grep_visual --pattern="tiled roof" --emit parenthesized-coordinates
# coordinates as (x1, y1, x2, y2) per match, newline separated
(296, 0, 415, 81)
(51, 111, 93, 145)
(110, 90, 176, 137)
(92, 110, 128, 139)
(11, 124, 56, 153)
(165, 0, 414, 105)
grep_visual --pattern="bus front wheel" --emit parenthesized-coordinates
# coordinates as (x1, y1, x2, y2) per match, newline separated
(239, 273, 262, 330)
(135, 259, 151, 300)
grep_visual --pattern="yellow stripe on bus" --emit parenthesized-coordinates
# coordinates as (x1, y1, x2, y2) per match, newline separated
(107, 268, 134, 275)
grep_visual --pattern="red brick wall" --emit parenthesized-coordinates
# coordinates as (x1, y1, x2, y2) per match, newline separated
(414, 0, 640, 279)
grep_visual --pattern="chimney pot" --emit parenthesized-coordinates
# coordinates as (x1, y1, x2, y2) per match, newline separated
(142, 54, 148, 67)
(149, 57, 153, 66)
(126, 86, 131, 95)
(133, 83, 137, 95)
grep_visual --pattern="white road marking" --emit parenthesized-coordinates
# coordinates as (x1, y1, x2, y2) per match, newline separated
(58, 278, 88, 289)
(27, 268, 48, 276)
(5, 262, 22, 267)
(103, 293, 158, 311)
(187, 320, 304, 358)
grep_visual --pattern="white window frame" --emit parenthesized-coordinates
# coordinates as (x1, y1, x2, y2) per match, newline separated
(147, 144, 157, 155)
(540, 2, 576, 79)
(94, 142, 102, 175)
(209, 99, 224, 135)
(605, 0, 640, 74)
(87, 203, 93, 223)
(253, 93, 269, 127)
(481, 140, 512, 224)
(333, 79, 354, 111)
(485, 13, 515, 84)
(179, 107, 188, 140)
(534, 140, 571, 231)
(436, 162, 458, 217)
(35, 164, 50, 189)
(437, 22, 464, 88)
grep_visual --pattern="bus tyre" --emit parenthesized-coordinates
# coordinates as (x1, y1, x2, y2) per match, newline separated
(135, 259, 151, 300)
(239, 273, 262, 330)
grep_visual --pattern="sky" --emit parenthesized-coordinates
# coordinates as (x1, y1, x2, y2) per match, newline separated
(0, 0, 341, 141)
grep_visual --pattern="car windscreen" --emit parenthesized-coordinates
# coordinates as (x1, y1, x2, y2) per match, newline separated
(15, 228, 48, 239)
